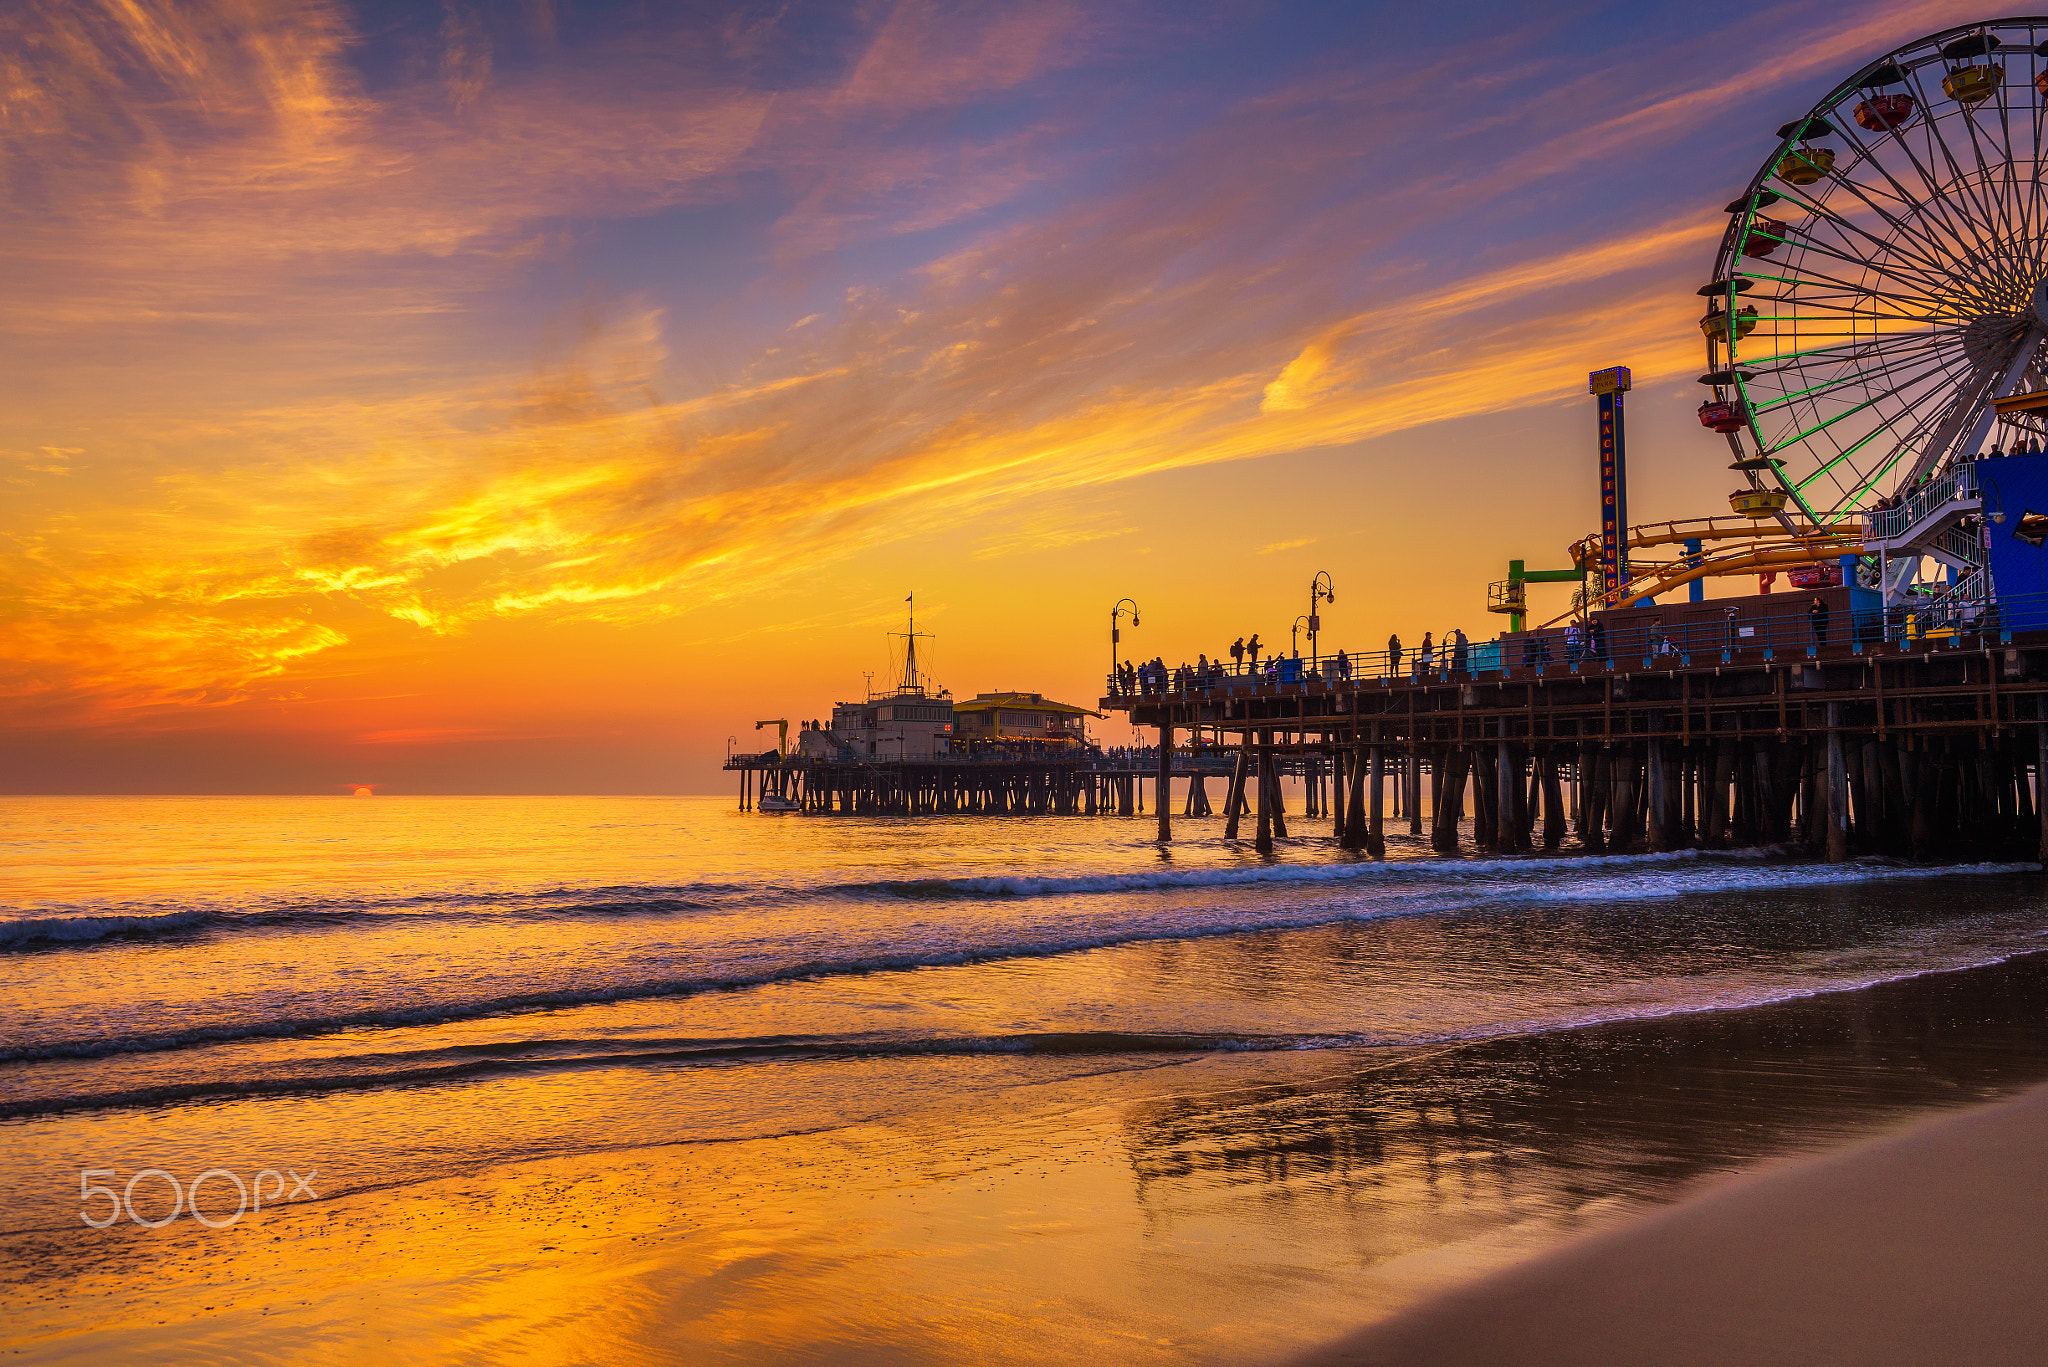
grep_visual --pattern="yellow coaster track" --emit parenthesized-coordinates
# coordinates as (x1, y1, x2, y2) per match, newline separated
(1541, 517, 1859, 627)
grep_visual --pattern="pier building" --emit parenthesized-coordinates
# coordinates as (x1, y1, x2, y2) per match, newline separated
(948, 693, 1095, 753)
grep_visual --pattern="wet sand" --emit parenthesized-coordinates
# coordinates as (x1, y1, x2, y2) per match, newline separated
(8, 949, 2048, 1364)
(1299, 1078, 2048, 1367)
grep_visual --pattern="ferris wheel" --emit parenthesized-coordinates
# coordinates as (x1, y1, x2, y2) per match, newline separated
(1699, 19, 2048, 529)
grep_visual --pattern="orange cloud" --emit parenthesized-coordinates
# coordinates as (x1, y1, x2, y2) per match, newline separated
(0, 0, 1965, 780)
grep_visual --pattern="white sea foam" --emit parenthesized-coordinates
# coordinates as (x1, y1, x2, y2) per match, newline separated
(0, 908, 216, 947)
(7, 858, 2032, 1063)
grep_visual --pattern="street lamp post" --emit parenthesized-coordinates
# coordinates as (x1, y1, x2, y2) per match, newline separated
(1291, 614, 1312, 662)
(1111, 598, 1141, 692)
(1307, 571, 1336, 672)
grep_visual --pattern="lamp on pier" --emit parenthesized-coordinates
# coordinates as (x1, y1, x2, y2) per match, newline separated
(1307, 571, 1335, 669)
(1111, 598, 1141, 694)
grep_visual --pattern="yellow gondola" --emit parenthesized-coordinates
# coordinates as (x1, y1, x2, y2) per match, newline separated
(1700, 304, 1759, 343)
(1942, 63, 2001, 105)
(1729, 488, 1789, 519)
(1775, 147, 1835, 185)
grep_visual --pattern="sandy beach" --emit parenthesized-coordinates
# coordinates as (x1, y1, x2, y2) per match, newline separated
(1302, 1078, 2048, 1367)
(8, 825, 2048, 1367)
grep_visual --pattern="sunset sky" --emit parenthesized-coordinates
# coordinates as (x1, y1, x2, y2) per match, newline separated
(0, 0, 1993, 793)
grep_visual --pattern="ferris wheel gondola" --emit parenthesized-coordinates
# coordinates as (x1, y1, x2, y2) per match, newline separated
(1700, 20, 2048, 540)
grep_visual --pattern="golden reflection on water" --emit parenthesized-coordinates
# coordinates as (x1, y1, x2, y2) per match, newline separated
(10, 951, 2048, 1365)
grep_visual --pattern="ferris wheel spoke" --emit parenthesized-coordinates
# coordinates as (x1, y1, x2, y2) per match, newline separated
(1773, 178, 1967, 289)
(1865, 178, 2016, 310)
(1985, 76, 2030, 251)
(1927, 106, 2034, 303)
(2019, 57, 2048, 270)
(1744, 196, 1949, 301)
(1839, 97, 2006, 276)
(1788, 349, 1986, 503)
(1900, 64, 2004, 246)
(1743, 328, 1960, 356)
(1758, 347, 1970, 448)
(1761, 385, 1919, 455)
(1830, 366, 1989, 505)
(1890, 69, 2013, 284)
(1796, 127, 1986, 287)
(1737, 325, 1962, 374)
(1895, 348, 2013, 484)
(1768, 191, 1974, 304)
(1952, 91, 2024, 269)
(1748, 336, 1978, 416)
(1757, 294, 1976, 324)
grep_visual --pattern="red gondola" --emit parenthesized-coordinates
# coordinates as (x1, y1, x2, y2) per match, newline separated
(1698, 399, 1746, 434)
(1853, 93, 1914, 130)
(1741, 217, 1788, 258)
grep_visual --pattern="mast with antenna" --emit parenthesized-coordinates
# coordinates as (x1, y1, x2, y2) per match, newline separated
(889, 592, 936, 696)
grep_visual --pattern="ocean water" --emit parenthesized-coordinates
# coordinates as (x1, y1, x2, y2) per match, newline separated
(4, 795, 2048, 1362)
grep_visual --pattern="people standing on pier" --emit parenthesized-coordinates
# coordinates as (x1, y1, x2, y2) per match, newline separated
(1589, 617, 1607, 661)
(1246, 634, 1262, 674)
(1387, 633, 1402, 678)
(1336, 649, 1351, 681)
(1452, 628, 1469, 676)
(1230, 637, 1245, 673)
(1418, 631, 1434, 678)
(1725, 604, 1740, 654)
(1565, 621, 1582, 665)
(1809, 595, 1829, 646)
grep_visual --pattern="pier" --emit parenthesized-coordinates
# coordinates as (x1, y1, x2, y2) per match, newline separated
(725, 750, 1284, 819)
(723, 749, 1358, 824)
(1102, 593, 2048, 863)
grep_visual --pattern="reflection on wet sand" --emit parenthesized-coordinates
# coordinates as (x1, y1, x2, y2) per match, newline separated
(1126, 948, 2048, 1215)
(12, 951, 2046, 1365)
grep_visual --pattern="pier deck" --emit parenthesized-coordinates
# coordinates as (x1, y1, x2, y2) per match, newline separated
(1103, 607, 2048, 861)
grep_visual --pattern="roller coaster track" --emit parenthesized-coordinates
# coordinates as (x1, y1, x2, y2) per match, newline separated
(1542, 519, 1861, 627)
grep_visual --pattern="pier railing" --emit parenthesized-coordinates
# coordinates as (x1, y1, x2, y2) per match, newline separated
(1105, 591, 2048, 703)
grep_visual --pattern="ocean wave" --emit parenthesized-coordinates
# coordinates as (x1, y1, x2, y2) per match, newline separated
(0, 1029, 1280, 1118)
(14, 943, 2044, 1118)
(0, 908, 220, 947)
(0, 894, 716, 950)
(841, 847, 1711, 899)
(5, 859, 2034, 1064)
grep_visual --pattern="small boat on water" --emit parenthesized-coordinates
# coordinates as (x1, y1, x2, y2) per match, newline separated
(757, 794, 801, 813)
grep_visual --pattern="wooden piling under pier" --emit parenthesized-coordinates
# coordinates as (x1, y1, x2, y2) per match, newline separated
(1105, 639, 2048, 861)
(721, 755, 1249, 818)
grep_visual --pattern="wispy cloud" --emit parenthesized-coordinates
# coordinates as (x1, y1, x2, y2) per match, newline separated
(0, 0, 1962, 756)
